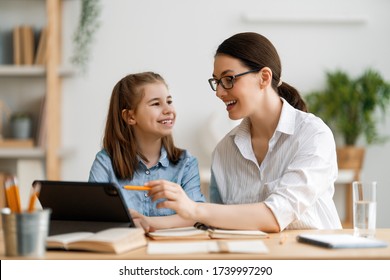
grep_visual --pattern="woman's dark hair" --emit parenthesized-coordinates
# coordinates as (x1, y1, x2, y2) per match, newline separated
(216, 32, 307, 112)
(103, 72, 183, 179)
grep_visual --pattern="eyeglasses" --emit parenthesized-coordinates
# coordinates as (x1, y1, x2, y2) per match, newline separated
(208, 69, 260, 91)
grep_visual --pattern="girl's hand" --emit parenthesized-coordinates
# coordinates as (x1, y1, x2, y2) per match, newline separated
(147, 180, 198, 220)
(129, 209, 156, 233)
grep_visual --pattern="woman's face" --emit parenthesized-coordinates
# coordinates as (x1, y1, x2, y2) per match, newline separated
(127, 82, 176, 140)
(212, 54, 263, 120)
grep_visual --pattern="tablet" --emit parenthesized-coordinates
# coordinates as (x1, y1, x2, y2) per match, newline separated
(34, 180, 135, 235)
(296, 234, 388, 249)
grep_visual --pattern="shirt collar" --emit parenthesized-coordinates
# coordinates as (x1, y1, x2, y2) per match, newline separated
(159, 146, 170, 167)
(275, 98, 296, 135)
(137, 146, 170, 168)
(230, 98, 298, 157)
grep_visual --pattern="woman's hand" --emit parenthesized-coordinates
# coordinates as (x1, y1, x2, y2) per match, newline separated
(129, 209, 156, 233)
(147, 180, 199, 220)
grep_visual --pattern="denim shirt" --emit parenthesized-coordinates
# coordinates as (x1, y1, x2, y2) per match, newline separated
(88, 147, 205, 216)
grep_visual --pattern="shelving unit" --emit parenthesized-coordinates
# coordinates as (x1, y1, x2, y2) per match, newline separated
(0, 65, 73, 77)
(241, 14, 368, 25)
(0, 0, 65, 202)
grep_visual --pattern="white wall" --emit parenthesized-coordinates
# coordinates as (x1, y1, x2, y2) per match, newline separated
(60, 0, 390, 227)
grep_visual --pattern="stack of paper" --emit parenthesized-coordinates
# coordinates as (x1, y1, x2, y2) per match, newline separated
(147, 240, 269, 254)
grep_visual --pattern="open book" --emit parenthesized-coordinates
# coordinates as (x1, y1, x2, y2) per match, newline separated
(148, 240, 269, 254)
(46, 228, 147, 254)
(147, 222, 268, 240)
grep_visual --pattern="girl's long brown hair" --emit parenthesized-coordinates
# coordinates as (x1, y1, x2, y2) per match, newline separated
(103, 72, 183, 179)
(216, 32, 307, 112)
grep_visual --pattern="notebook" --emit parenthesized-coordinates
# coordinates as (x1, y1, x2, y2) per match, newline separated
(34, 180, 135, 236)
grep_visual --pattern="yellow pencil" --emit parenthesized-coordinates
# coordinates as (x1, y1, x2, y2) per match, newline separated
(5, 176, 22, 213)
(28, 183, 41, 213)
(123, 185, 151, 191)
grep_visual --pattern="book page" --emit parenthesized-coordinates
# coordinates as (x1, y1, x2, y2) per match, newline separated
(147, 227, 210, 240)
(210, 229, 268, 239)
(225, 240, 269, 253)
(148, 241, 216, 254)
(148, 226, 195, 233)
(78, 228, 142, 242)
(46, 232, 94, 248)
(67, 228, 147, 254)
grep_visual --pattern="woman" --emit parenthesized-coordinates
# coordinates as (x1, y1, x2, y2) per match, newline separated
(89, 72, 205, 230)
(146, 32, 342, 232)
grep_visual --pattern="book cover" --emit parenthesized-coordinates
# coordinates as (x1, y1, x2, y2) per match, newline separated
(46, 228, 147, 254)
(34, 27, 47, 65)
(12, 26, 22, 65)
(0, 30, 14, 64)
(21, 25, 34, 65)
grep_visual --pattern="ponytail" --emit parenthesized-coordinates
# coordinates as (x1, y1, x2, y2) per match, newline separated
(277, 81, 307, 112)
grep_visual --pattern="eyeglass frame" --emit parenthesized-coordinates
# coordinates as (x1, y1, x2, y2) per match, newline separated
(208, 68, 261, 91)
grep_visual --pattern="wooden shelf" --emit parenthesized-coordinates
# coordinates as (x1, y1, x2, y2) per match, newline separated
(0, 147, 74, 159)
(242, 14, 368, 25)
(0, 65, 73, 77)
(0, 147, 45, 159)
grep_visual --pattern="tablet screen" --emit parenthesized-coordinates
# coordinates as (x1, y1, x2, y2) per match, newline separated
(35, 180, 135, 235)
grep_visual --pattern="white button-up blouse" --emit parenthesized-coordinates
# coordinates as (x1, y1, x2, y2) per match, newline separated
(210, 99, 342, 230)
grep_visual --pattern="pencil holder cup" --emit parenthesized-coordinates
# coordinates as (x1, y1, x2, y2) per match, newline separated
(1, 208, 51, 258)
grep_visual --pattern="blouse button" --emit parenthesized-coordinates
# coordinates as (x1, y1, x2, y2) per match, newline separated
(145, 170, 150, 175)
(144, 193, 148, 197)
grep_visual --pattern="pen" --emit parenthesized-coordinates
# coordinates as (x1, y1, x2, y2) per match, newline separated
(5, 176, 22, 213)
(28, 182, 41, 213)
(123, 185, 151, 191)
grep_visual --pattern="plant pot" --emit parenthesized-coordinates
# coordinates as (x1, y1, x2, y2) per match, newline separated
(11, 117, 32, 139)
(336, 146, 365, 170)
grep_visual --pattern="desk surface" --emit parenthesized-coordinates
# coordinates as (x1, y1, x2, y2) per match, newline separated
(1, 229, 390, 260)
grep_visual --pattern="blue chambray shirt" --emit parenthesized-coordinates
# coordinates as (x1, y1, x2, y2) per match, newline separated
(88, 147, 205, 216)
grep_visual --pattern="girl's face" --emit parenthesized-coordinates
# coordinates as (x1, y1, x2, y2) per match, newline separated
(126, 82, 176, 140)
(212, 54, 263, 120)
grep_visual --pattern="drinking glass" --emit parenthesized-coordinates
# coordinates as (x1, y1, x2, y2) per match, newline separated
(352, 181, 376, 238)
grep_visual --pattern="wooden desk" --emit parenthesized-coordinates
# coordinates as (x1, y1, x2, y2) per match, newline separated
(1, 229, 389, 260)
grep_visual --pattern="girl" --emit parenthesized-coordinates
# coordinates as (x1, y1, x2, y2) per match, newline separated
(146, 33, 342, 232)
(89, 72, 205, 230)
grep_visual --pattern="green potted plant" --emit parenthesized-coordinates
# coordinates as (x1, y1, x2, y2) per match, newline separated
(10, 112, 32, 139)
(305, 69, 390, 170)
